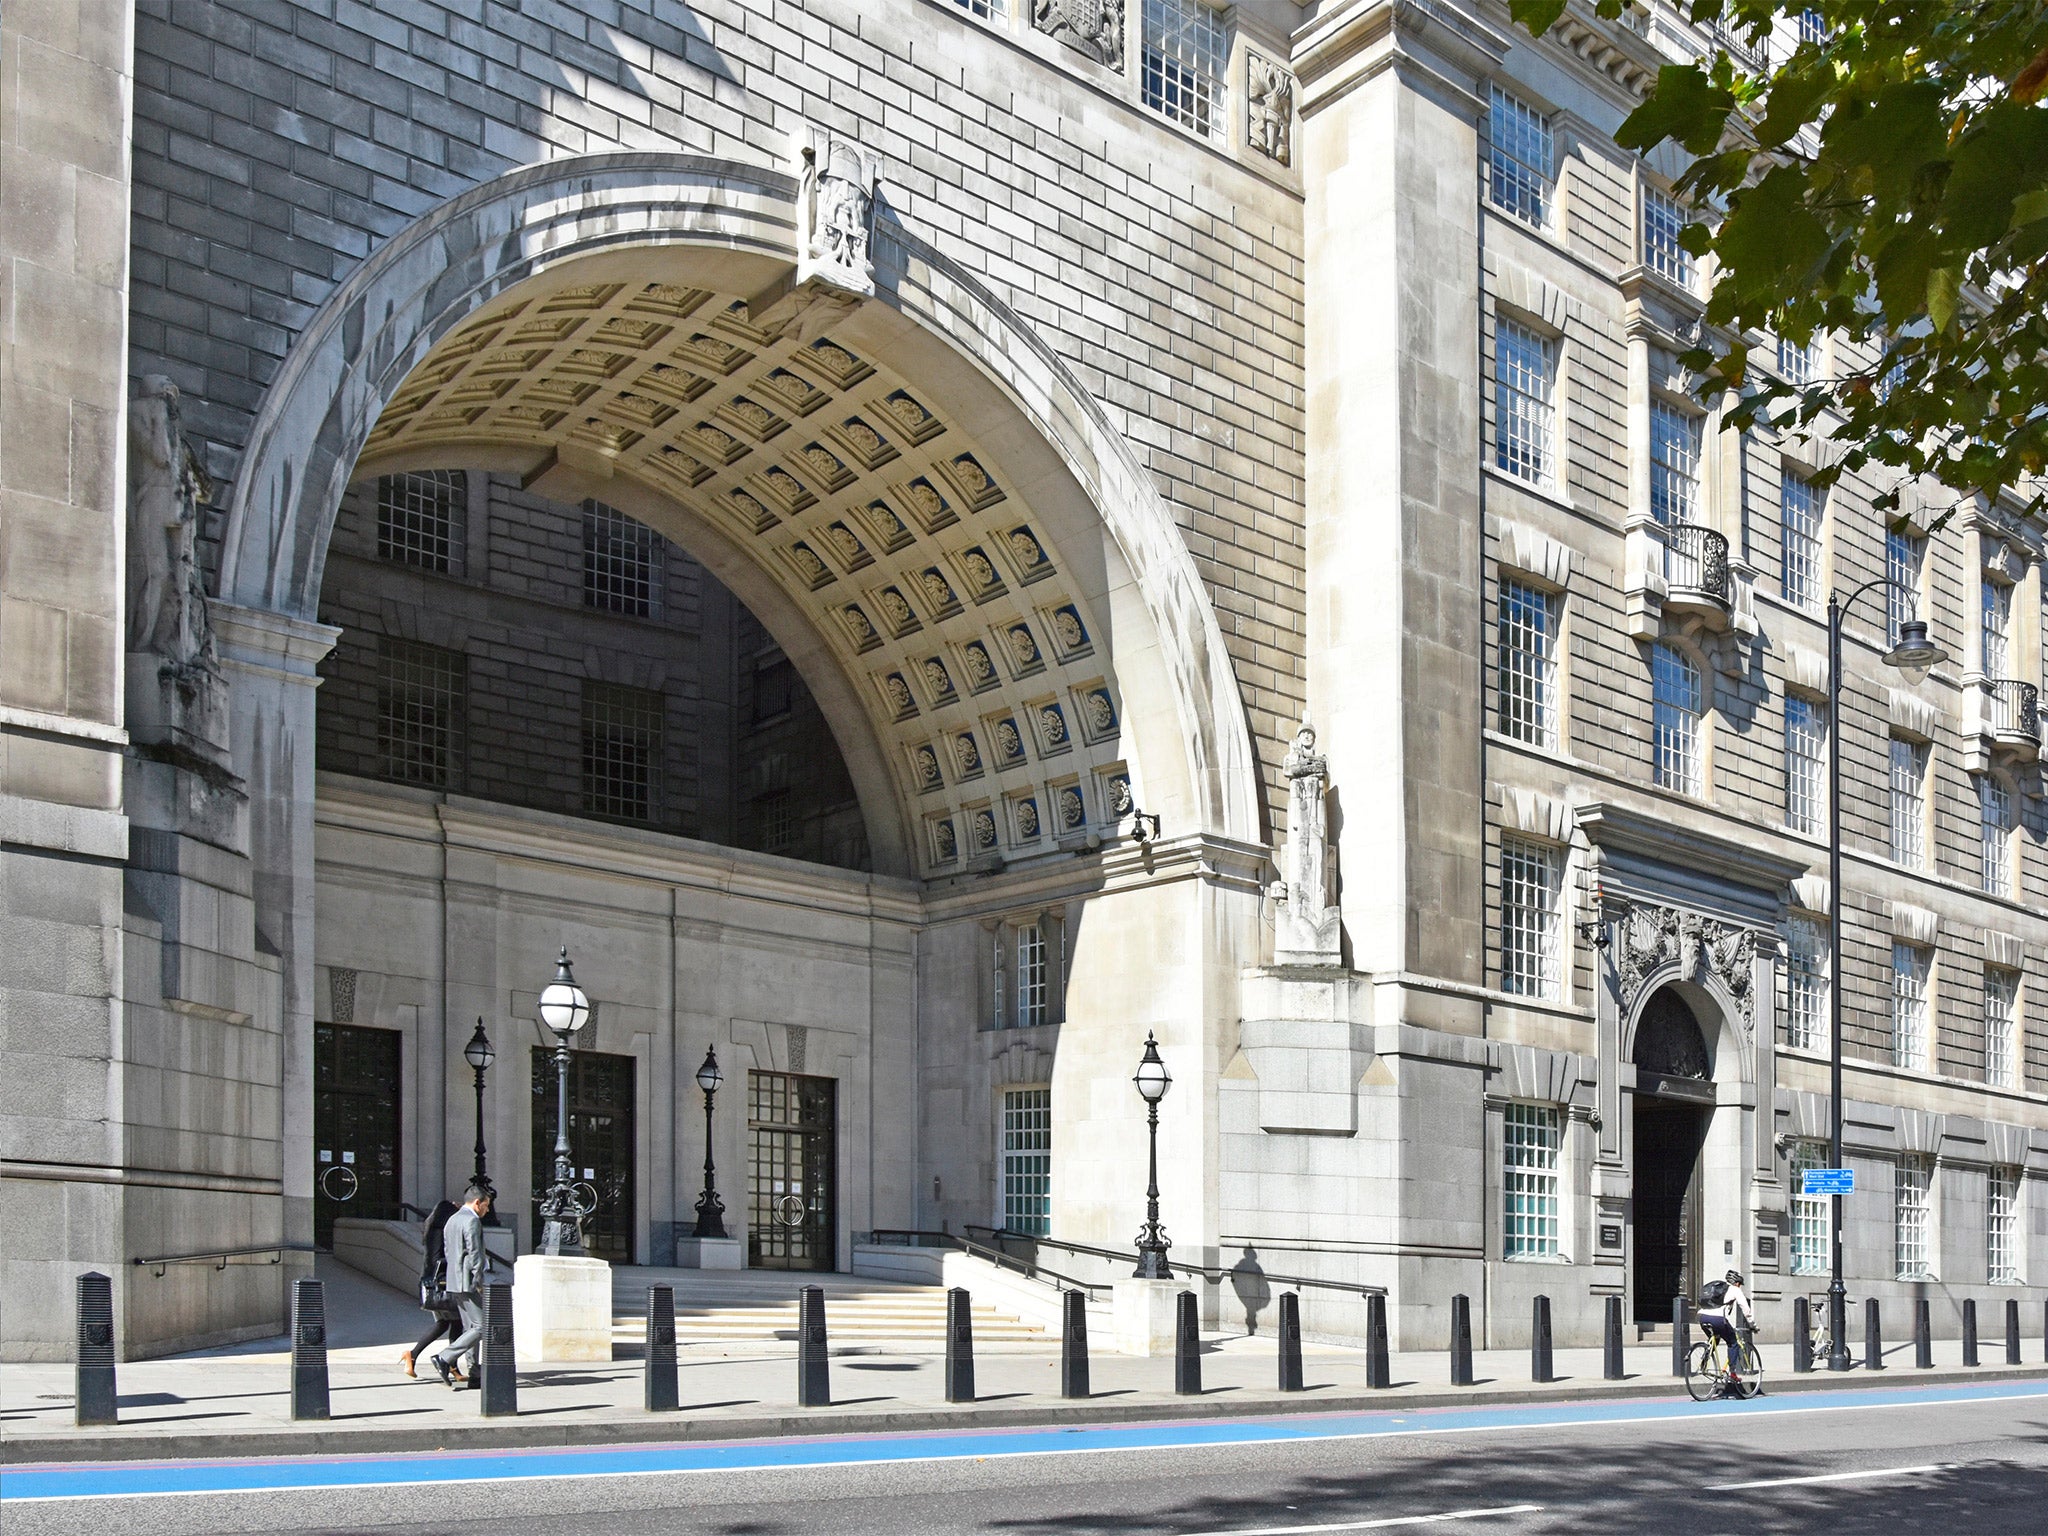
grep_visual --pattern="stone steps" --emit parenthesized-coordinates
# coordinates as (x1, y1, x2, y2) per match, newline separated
(608, 1279, 1046, 1344)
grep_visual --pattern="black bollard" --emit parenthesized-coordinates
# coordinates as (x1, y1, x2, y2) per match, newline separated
(1792, 1297, 1813, 1373)
(1277, 1292, 1304, 1392)
(798, 1285, 830, 1407)
(1671, 1296, 1690, 1378)
(1531, 1295, 1553, 1384)
(644, 1284, 678, 1412)
(290, 1278, 330, 1419)
(945, 1287, 976, 1404)
(1449, 1294, 1473, 1386)
(1174, 1289, 1201, 1395)
(75, 1272, 116, 1428)
(1914, 1298, 1933, 1368)
(480, 1281, 517, 1416)
(1602, 1294, 1624, 1381)
(2006, 1299, 2021, 1367)
(1863, 1297, 1883, 1371)
(1963, 1298, 1979, 1366)
(1365, 1292, 1391, 1389)
(1060, 1288, 1090, 1399)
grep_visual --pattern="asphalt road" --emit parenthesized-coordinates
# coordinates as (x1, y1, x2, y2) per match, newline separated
(7, 1382, 2044, 1535)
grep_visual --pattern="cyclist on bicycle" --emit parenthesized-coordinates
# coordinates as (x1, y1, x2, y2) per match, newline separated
(1697, 1269, 1756, 1385)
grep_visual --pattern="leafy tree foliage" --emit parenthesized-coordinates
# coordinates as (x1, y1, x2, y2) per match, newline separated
(1510, 1, 2048, 518)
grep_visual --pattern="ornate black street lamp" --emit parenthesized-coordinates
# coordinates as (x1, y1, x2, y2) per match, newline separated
(692, 1045, 728, 1239)
(463, 1018, 498, 1223)
(1821, 592, 1945, 1369)
(1132, 1030, 1173, 1278)
(535, 948, 591, 1257)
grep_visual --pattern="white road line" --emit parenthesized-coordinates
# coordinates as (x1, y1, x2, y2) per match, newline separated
(1182, 1507, 1544, 1536)
(1705, 1461, 1955, 1491)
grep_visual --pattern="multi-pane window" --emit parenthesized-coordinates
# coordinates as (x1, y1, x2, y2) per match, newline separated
(376, 639, 464, 788)
(1493, 320, 1555, 485)
(1892, 942, 1931, 1071)
(1788, 1139, 1830, 1276)
(1488, 85, 1554, 226)
(1139, 0, 1228, 138)
(1650, 401, 1701, 525)
(583, 501, 663, 617)
(1642, 186, 1692, 289)
(757, 790, 794, 853)
(1979, 774, 2014, 896)
(1885, 528, 1925, 645)
(1987, 1167, 2021, 1284)
(951, 0, 1004, 17)
(1981, 578, 2013, 676)
(1000, 1087, 1051, 1236)
(1894, 1157, 1933, 1280)
(376, 470, 465, 573)
(1015, 922, 1048, 1028)
(1984, 966, 2019, 1090)
(1797, 8, 1829, 46)
(1785, 915, 1829, 1052)
(1498, 579, 1560, 749)
(1889, 736, 1928, 868)
(1499, 837, 1563, 999)
(1777, 333, 1816, 387)
(1780, 470, 1823, 611)
(1785, 695, 1827, 836)
(1652, 642, 1704, 795)
(1502, 1102, 1562, 1259)
(581, 682, 663, 823)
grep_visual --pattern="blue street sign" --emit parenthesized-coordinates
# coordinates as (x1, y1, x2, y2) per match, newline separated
(1803, 1168, 1854, 1196)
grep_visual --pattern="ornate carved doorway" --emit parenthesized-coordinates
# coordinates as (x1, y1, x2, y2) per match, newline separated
(1631, 988, 1714, 1323)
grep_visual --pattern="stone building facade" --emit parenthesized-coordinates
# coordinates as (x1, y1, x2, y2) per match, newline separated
(2, 0, 2042, 1359)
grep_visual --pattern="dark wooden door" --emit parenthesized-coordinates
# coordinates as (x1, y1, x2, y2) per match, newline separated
(530, 1047, 637, 1263)
(1633, 1097, 1708, 1323)
(747, 1071, 836, 1270)
(313, 1023, 403, 1248)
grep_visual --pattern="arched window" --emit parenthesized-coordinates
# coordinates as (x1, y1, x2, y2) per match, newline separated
(1651, 642, 1703, 795)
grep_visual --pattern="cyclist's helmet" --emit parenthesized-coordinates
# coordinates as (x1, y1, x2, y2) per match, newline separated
(1725, 1269, 1745, 1286)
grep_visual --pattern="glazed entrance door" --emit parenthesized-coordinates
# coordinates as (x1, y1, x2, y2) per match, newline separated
(313, 1023, 402, 1249)
(747, 1071, 836, 1270)
(1633, 1097, 1709, 1323)
(530, 1047, 637, 1263)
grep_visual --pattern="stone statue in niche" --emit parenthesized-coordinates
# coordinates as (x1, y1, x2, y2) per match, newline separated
(1270, 713, 1342, 965)
(797, 128, 878, 299)
(1246, 53, 1293, 166)
(1034, 0, 1125, 72)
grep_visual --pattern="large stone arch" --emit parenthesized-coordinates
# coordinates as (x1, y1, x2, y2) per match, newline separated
(1621, 966, 1751, 1090)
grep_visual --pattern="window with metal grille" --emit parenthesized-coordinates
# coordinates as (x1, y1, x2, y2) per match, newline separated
(375, 639, 464, 788)
(1889, 735, 1928, 868)
(1493, 320, 1555, 485)
(1785, 915, 1829, 1052)
(583, 501, 663, 617)
(1988, 1167, 2020, 1284)
(1498, 579, 1559, 749)
(1981, 578, 2012, 676)
(1015, 923, 1048, 1028)
(376, 470, 465, 573)
(1001, 1087, 1052, 1236)
(1797, 8, 1829, 45)
(1985, 966, 2019, 1090)
(1777, 334, 1816, 387)
(1488, 85, 1553, 226)
(1503, 1102, 1562, 1259)
(1500, 837, 1563, 999)
(1780, 470, 1823, 612)
(1140, 0, 1229, 138)
(1650, 401, 1701, 525)
(1788, 1139, 1830, 1276)
(1894, 1157, 1933, 1280)
(1652, 642, 1703, 795)
(952, 0, 1004, 17)
(1642, 186, 1692, 289)
(1979, 774, 2014, 896)
(757, 790, 794, 853)
(1785, 695, 1827, 836)
(581, 682, 663, 823)
(1885, 529, 1924, 645)
(1892, 942, 1930, 1071)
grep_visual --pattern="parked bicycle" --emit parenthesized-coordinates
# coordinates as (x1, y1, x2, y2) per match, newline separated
(1805, 1291, 1835, 1362)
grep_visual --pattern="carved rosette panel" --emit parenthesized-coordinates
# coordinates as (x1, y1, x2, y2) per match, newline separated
(1617, 903, 1757, 1036)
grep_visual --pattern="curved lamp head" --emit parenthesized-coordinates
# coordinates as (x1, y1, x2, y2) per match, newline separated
(695, 1045, 724, 1096)
(536, 947, 590, 1040)
(463, 1018, 495, 1072)
(1883, 620, 1946, 686)
(1132, 1030, 1172, 1105)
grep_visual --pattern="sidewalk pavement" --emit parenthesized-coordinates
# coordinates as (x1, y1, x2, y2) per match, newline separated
(6, 1259, 2046, 1463)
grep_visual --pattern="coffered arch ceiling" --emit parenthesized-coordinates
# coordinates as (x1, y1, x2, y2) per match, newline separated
(352, 259, 1137, 881)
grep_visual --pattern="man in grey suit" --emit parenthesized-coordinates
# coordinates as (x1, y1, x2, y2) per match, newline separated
(432, 1181, 495, 1389)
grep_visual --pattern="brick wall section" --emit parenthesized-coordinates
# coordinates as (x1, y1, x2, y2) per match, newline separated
(126, 0, 1308, 825)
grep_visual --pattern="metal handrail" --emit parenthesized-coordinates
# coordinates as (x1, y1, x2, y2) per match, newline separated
(134, 1243, 315, 1278)
(1660, 521, 1730, 602)
(965, 1225, 1387, 1300)
(1987, 678, 2040, 742)
(861, 1228, 1113, 1300)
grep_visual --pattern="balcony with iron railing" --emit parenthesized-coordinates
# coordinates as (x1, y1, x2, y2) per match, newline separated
(1983, 678, 2041, 758)
(1659, 521, 1731, 621)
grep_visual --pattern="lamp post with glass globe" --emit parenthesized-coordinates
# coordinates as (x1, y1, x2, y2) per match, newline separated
(1821, 593, 1946, 1369)
(1131, 1031, 1173, 1279)
(463, 1019, 498, 1221)
(691, 1045, 728, 1239)
(535, 948, 591, 1257)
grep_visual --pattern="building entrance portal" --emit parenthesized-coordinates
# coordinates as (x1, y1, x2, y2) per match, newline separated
(530, 1048, 637, 1263)
(1631, 988, 1715, 1322)
(748, 1071, 836, 1270)
(313, 1023, 403, 1248)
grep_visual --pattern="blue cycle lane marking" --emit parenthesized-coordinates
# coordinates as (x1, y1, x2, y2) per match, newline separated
(6, 1380, 2045, 1502)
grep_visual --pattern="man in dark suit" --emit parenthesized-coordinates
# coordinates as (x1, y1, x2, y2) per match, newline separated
(432, 1181, 494, 1389)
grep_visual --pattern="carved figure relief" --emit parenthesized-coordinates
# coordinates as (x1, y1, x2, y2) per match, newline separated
(127, 376, 217, 669)
(1035, 0, 1125, 72)
(1618, 903, 1758, 1035)
(1246, 53, 1294, 165)
(1270, 712, 1342, 964)
(797, 130, 878, 297)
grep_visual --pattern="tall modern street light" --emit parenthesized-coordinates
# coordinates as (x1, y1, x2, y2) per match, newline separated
(1823, 591, 1945, 1369)
(463, 1018, 498, 1223)
(535, 948, 592, 1257)
(692, 1045, 729, 1239)
(1132, 1031, 1173, 1278)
